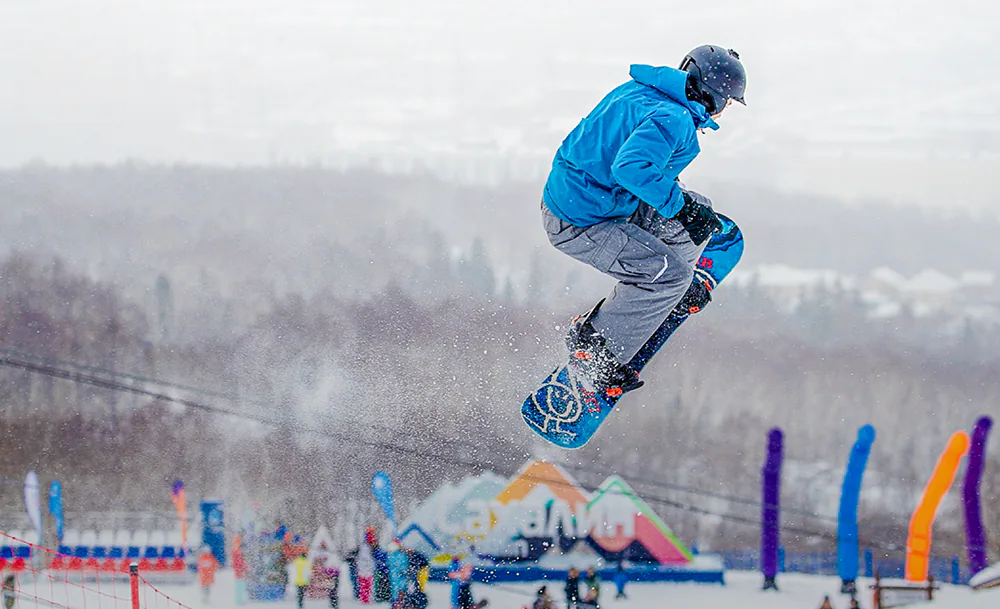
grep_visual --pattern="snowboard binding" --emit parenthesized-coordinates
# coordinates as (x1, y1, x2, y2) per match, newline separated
(519, 302, 645, 450)
(565, 299, 644, 398)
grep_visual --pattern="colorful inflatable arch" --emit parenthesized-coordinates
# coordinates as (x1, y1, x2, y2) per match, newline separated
(837, 424, 876, 588)
(761, 428, 784, 590)
(905, 430, 970, 582)
(963, 416, 993, 577)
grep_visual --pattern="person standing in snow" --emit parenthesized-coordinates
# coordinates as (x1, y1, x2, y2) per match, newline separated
(232, 535, 248, 606)
(368, 529, 390, 603)
(3, 574, 17, 609)
(356, 541, 375, 604)
(580, 567, 600, 609)
(345, 547, 360, 599)
(541, 45, 746, 400)
(386, 540, 409, 609)
(530, 586, 554, 609)
(448, 558, 472, 609)
(564, 568, 580, 609)
(289, 552, 312, 609)
(322, 557, 341, 609)
(405, 588, 428, 609)
(196, 546, 220, 604)
(613, 562, 628, 600)
(405, 549, 429, 593)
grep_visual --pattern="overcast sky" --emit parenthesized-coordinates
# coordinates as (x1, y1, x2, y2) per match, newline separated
(1, 0, 998, 210)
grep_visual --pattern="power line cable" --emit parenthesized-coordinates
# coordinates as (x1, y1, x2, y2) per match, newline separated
(0, 346, 845, 523)
(0, 353, 904, 551)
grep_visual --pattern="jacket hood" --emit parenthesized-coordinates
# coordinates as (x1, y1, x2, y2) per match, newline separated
(629, 64, 719, 131)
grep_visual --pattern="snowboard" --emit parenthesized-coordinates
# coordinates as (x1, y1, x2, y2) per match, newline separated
(521, 213, 744, 449)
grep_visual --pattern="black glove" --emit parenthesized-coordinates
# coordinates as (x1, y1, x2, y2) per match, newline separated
(674, 190, 722, 246)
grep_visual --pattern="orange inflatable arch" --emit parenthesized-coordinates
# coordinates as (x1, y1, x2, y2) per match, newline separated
(905, 430, 970, 582)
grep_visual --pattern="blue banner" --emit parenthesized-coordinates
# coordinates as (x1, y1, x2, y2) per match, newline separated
(200, 500, 226, 566)
(48, 481, 64, 543)
(372, 472, 396, 532)
(837, 425, 876, 584)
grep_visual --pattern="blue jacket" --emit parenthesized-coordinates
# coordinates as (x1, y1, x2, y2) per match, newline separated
(543, 65, 718, 227)
(387, 550, 409, 594)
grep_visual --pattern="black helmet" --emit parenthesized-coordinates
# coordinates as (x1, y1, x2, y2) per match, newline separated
(680, 45, 746, 115)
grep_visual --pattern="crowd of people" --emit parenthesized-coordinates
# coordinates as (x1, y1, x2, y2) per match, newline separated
(563, 567, 602, 609)
(200, 527, 636, 609)
(203, 540, 870, 609)
(342, 527, 432, 609)
(205, 524, 489, 609)
(529, 565, 611, 609)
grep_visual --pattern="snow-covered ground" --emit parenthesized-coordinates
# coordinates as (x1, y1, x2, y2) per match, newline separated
(130, 569, 999, 609)
(16, 567, 997, 609)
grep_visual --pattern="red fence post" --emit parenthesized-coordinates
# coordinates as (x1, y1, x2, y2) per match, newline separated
(130, 562, 140, 609)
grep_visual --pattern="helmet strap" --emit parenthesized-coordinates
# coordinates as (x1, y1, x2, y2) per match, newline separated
(685, 74, 718, 114)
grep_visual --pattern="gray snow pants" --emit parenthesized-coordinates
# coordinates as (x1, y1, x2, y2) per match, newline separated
(542, 199, 708, 364)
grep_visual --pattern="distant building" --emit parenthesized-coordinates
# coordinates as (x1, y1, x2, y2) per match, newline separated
(735, 264, 999, 321)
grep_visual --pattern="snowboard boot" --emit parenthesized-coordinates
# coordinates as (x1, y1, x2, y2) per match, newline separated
(565, 300, 644, 399)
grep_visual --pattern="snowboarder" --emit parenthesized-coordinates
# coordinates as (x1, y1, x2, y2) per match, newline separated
(540, 45, 747, 400)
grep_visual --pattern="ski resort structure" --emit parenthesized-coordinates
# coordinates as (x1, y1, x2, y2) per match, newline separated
(397, 460, 724, 583)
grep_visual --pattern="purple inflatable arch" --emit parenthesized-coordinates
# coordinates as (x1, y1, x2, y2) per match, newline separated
(963, 416, 993, 576)
(761, 427, 784, 589)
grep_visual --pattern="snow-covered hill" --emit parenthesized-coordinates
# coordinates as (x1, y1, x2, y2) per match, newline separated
(731, 264, 999, 322)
